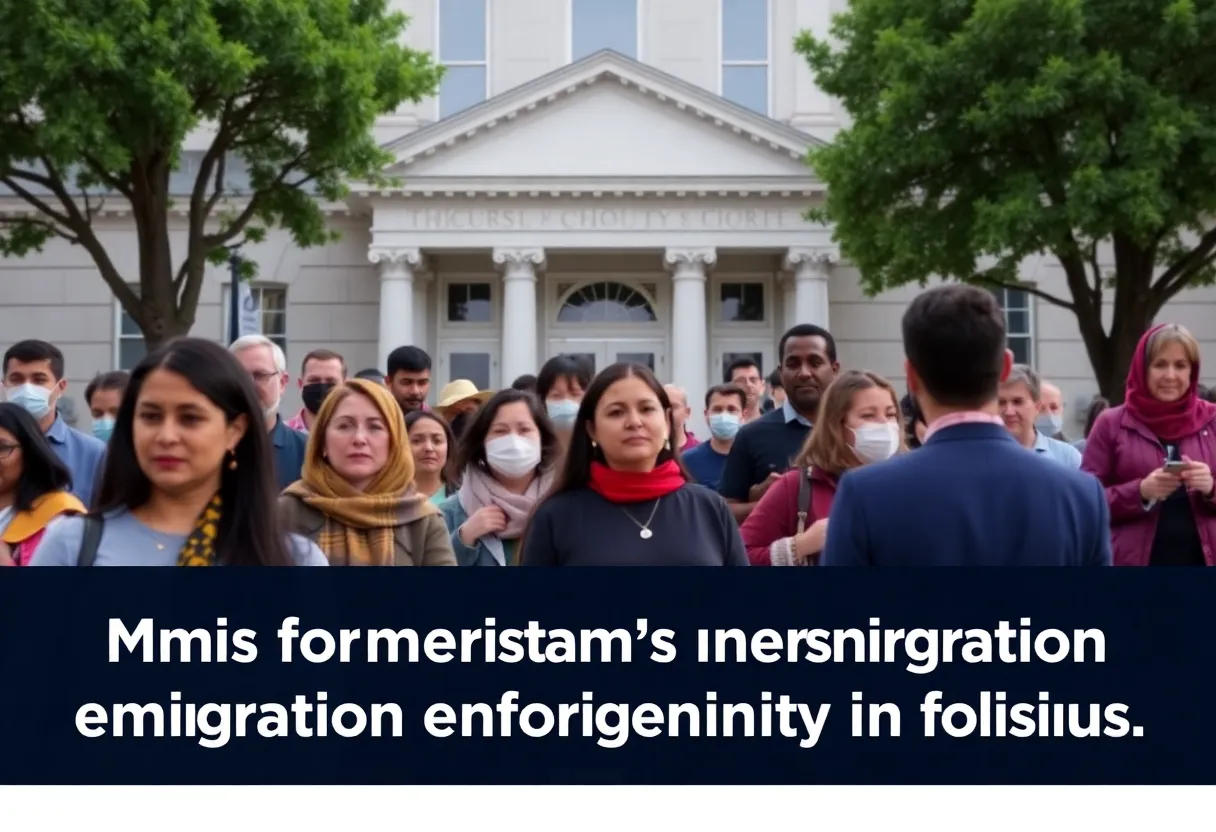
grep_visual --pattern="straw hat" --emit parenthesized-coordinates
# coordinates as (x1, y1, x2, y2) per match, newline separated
(435, 379, 494, 419)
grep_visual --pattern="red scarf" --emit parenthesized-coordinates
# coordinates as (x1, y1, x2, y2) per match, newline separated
(588, 460, 686, 503)
(1124, 323, 1216, 441)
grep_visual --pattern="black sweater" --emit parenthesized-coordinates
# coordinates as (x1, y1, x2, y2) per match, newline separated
(520, 483, 749, 566)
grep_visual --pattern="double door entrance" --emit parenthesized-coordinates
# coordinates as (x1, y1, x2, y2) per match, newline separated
(548, 339, 666, 378)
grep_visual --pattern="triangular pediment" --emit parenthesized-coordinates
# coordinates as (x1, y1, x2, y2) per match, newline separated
(375, 50, 821, 189)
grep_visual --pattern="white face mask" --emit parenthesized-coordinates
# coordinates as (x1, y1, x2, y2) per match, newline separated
(484, 433, 541, 479)
(852, 422, 901, 464)
(1035, 411, 1063, 436)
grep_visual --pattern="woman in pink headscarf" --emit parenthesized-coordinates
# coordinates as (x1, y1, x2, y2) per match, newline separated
(1081, 324, 1216, 566)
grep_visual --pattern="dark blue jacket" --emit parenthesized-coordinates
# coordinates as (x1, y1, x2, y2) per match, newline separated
(820, 422, 1111, 566)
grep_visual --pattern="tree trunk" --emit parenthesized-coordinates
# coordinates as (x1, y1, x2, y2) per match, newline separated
(1080, 268, 1158, 406)
(128, 154, 197, 351)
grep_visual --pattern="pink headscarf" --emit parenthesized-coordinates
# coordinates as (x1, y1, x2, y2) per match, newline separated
(1123, 324, 1216, 441)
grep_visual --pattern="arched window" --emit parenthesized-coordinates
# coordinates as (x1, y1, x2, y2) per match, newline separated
(557, 281, 657, 323)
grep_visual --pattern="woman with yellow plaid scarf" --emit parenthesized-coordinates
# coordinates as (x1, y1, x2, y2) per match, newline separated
(278, 379, 457, 566)
(30, 338, 328, 567)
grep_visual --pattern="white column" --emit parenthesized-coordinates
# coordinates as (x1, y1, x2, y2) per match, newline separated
(369, 247, 424, 373)
(493, 247, 545, 385)
(783, 246, 836, 331)
(782, 275, 797, 331)
(412, 272, 432, 357)
(664, 247, 715, 442)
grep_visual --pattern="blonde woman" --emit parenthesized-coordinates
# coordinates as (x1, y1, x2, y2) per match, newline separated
(740, 370, 904, 566)
(279, 379, 456, 566)
(1082, 324, 1216, 566)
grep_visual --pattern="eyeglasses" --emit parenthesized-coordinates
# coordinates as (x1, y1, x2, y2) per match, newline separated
(250, 371, 280, 385)
(0, 444, 19, 459)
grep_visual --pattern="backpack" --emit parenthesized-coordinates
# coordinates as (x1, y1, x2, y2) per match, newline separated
(75, 515, 104, 567)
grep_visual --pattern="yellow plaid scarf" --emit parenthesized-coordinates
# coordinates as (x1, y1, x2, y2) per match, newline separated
(282, 378, 437, 566)
(178, 493, 223, 567)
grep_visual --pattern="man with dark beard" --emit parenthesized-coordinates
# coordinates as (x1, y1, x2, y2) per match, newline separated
(385, 346, 432, 414)
(718, 324, 839, 522)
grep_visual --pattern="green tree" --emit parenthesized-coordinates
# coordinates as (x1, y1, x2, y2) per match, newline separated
(0, 0, 441, 347)
(797, 0, 1216, 401)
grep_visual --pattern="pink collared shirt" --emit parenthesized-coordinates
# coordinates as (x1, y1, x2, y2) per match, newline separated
(284, 409, 310, 433)
(922, 410, 1005, 443)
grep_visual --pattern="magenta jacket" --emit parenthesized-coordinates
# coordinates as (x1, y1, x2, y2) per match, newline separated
(1080, 406, 1216, 566)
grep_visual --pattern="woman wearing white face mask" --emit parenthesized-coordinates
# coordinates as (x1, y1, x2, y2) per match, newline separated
(740, 371, 905, 566)
(535, 356, 592, 445)
(438, 389, 561, 566)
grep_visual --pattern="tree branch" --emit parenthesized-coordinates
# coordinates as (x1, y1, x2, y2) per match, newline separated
(79, 152, 132, 200)
(0, 173, 78, 228)
(0, 214, 81, 244)
(1086, 240, 1103, 309)
(200, 150, 311, 250)
(970, 269, 1075, 310)
(1152, 225, 1216, 301)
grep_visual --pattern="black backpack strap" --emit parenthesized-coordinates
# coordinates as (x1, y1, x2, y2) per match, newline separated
(795, 466, 812, 535)
(76, 515, 104, 567)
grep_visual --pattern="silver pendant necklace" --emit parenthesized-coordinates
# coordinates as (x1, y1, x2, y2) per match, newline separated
(621, 498, 662, 540)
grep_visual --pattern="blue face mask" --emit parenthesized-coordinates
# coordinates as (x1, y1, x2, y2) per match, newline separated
(7, 383, 52, 420)
(547, 398, 580, 430)
(708, 412, 741, 441)
(92, 416, 116, 442)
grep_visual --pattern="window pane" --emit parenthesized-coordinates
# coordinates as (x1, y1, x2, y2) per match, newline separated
(572, 0, 637, 60)
(1006, 310, 1029, 336)
(120, 338, 147, 372)
(1008, 336, 1032, 366)
(440, 0, 486, 62)
(120, 310, 142, 337)
(616, 352, 654, 371)
(722, 352, 763, 383)
(722, 0, 768, 62)
(719, 283, 765, 322)
(439, 65, 487, 119)
(723, 65, 768, 114)
(450, 353, 491, 390)
(447, 283, 491, 323)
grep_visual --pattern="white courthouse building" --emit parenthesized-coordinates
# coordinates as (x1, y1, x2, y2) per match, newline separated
(2, 0, 1214, 437)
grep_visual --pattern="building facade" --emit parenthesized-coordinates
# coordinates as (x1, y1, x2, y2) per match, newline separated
(2, 0, 1215, 439)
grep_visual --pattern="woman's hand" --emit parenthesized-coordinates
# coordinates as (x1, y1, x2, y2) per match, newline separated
(1181, 457, 1214, 498)
(1140, 468, 1182, 501)
(458, 505, 508, 547)
(793, 518, 828, 563)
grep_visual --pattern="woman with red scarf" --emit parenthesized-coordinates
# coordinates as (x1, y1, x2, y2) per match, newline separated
(520, 363, 747, 566)
(1081, 324, 1216, 566)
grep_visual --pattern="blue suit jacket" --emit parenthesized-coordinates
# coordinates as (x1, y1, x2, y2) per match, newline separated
(820, 422, 1111, 566)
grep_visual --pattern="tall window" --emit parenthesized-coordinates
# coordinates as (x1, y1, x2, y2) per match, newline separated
(116, 286, 146, 371)
(438, 0, 488, 119)
(221, 285, 289, 354)
(571, 0, 638, 61)
(994, 288, 1034, 366)
(721, 0, 769, 114)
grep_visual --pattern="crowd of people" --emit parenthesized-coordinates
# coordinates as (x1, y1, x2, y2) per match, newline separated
(0, 283, 1213, 567)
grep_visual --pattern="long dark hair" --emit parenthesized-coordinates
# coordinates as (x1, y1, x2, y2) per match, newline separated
(94, 337, 292, 566)
(1083, 395, 1110, 438)
(405, 409, 461, 494)
(454, 389, 561, 476)
(0, 402, 74, 512)
(548, 363, 690, 497)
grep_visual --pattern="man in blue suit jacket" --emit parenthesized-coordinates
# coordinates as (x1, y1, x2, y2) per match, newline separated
(820, 285, 1111, 567)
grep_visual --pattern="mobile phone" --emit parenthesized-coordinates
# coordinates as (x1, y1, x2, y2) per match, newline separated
(1164, 460, 1188, 474)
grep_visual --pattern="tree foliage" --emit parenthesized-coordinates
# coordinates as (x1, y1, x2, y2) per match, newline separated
(797, 0, 1216, 400)
(0, 0, 441, 346)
